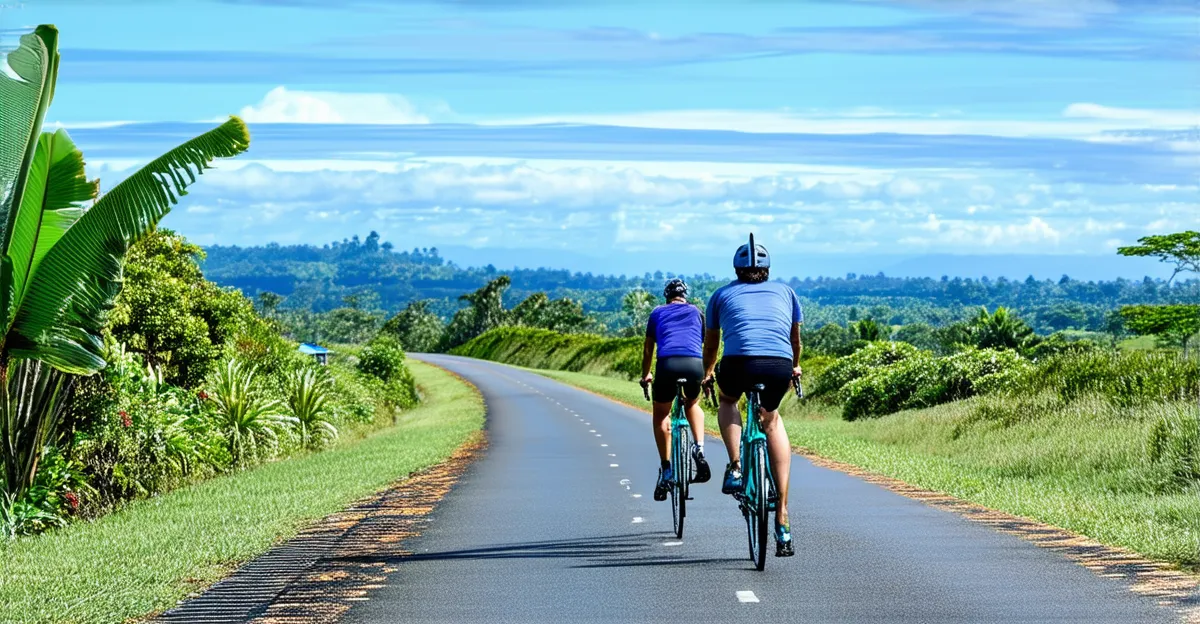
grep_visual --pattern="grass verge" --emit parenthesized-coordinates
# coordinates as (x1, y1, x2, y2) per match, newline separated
(0, 360, 484, 624)
(533, 367, 1200, 572)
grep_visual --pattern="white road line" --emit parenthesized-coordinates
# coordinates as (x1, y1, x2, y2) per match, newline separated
(632, 517, 644, 523)
(589, 429, 596, 433)
(608, 453, 617, 457)
(595, 434, 602, 437)
(632, 494, 642, 498)
(663, 541, 683, 547)
(609, 463, 619, 467)
(601, 444, 608, 447)
(736, 591, 759, 603)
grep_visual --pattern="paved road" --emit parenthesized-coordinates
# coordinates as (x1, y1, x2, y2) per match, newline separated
(344, 355, 1175, 623)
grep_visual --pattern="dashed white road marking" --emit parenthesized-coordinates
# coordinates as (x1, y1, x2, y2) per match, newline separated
(632, 494, 642, 498)
(608, 453, 617, 457)
(609, 463, 619, 468)
(589, 429, 597, 433)
(632, 517, 644, 524)
(736, 591, 759, 603)
(601, 444, 608, 447)
(663, 541, 683, 547)
(595, 434, 602, 437)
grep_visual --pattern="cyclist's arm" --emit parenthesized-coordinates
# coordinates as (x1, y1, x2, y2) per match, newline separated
(641, 333, 655, 381)
(703, 328, 721, 379)
(791, 322, 803, 368)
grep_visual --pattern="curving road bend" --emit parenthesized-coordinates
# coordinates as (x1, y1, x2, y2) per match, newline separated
(343, 354, 1176, 623)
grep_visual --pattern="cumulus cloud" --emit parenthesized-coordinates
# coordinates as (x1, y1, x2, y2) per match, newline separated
(138, 159, 1200, 257)
(238, 86, 435, 124)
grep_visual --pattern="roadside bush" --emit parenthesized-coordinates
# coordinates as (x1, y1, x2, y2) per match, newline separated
(1023, 350, 1198, 406)
(810, 341, 924, 400)
(840, 348, 1033, 420)
(452, 326, 642, 379)
(357, 335, 408, 382)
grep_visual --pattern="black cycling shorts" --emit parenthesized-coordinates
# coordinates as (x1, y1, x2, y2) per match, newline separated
(652, 356, 704, 403)
(716, 356, 793, 411)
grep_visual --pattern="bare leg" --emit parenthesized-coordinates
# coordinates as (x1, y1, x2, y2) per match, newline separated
(717, 394, 742, 465)
(652, 401, 672, 462)
(684, 396, 705, 446)
(760, 407, 792, 527)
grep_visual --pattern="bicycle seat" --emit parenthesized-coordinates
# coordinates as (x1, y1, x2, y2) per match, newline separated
(751, 383, 766, 391)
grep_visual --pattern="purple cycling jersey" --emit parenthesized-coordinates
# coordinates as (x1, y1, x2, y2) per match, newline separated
(646, 303, 704, 358)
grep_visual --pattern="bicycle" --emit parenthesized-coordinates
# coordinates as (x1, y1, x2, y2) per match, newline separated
(706, 375, 802, 570)
(642, 378, 694, 539)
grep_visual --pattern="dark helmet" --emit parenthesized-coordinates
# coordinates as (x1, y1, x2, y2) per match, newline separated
(663, 278, 689, 300)
(734, 232, 771, 269)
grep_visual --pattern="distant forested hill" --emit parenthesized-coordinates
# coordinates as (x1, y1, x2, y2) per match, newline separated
(201, 232, 1199, 334)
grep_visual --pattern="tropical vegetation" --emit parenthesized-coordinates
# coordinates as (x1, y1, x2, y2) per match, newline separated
(0, 25, 422, 539)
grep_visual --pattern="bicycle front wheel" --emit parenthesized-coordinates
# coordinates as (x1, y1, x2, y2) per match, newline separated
(746, 440, 769, 570)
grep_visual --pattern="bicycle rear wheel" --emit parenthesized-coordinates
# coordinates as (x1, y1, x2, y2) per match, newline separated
(746, 440, 769, 570)
(671, 423, 690, 538)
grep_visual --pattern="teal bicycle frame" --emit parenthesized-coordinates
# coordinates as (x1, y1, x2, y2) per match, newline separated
(643, 378, 695, 538)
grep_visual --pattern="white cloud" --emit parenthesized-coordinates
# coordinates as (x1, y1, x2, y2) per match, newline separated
(1064, 103, 1200, 128)
(238, 86, 434, 124)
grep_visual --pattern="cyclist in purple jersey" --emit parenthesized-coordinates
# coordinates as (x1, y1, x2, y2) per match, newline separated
(641, 278, 711, 502)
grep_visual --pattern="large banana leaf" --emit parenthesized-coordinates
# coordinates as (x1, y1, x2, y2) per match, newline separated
(8, 117, 250, 374)
(0, 25, 58, 333)
(7, 130, 98, 318)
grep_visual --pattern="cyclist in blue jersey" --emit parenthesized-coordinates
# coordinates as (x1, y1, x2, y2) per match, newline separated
(641, 278, 711, 502)
(702, 236, 803, 557)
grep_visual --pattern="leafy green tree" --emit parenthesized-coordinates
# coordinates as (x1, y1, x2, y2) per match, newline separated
(439, 276, 512, 350)
(1120, 305, 1200, 357)
(892, 323, 940, 352)
(620, 289, 657, 337)
(108, 230, 250, 388)
(511, 292, 594, 333)
(852, 318, 885, 341)
(1119, 231, 1200, 283)
(316, 307, 382, 344)
(380, 300, 444, 352)
(257, 292, 283, 318)
(0, 26, 249, 498)
(970, 307, 1037, 353)
(805, 323, 854, 356)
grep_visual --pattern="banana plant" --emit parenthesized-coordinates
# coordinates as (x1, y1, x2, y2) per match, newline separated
(0, 25, 250, 498)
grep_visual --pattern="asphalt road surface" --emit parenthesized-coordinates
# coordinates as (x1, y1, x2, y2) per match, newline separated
(342, 354, 1176, 623)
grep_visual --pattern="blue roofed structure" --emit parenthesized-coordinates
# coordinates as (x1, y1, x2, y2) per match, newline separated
(298, 343, 331, 365)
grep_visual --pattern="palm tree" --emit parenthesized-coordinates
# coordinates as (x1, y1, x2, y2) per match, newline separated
(971, 306, 1036, 352)
(0, 25, 250, 498)
(286, 367, 337, 449)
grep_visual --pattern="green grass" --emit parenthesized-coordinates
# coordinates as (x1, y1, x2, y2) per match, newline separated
(534, 367, 1200, 571)
(0, 360, 484, 624)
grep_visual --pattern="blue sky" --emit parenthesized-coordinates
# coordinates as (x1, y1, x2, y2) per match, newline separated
(2, 0, 1197, 277)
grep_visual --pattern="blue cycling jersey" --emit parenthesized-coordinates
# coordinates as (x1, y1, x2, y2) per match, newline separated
(705, 280, 803, 360)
